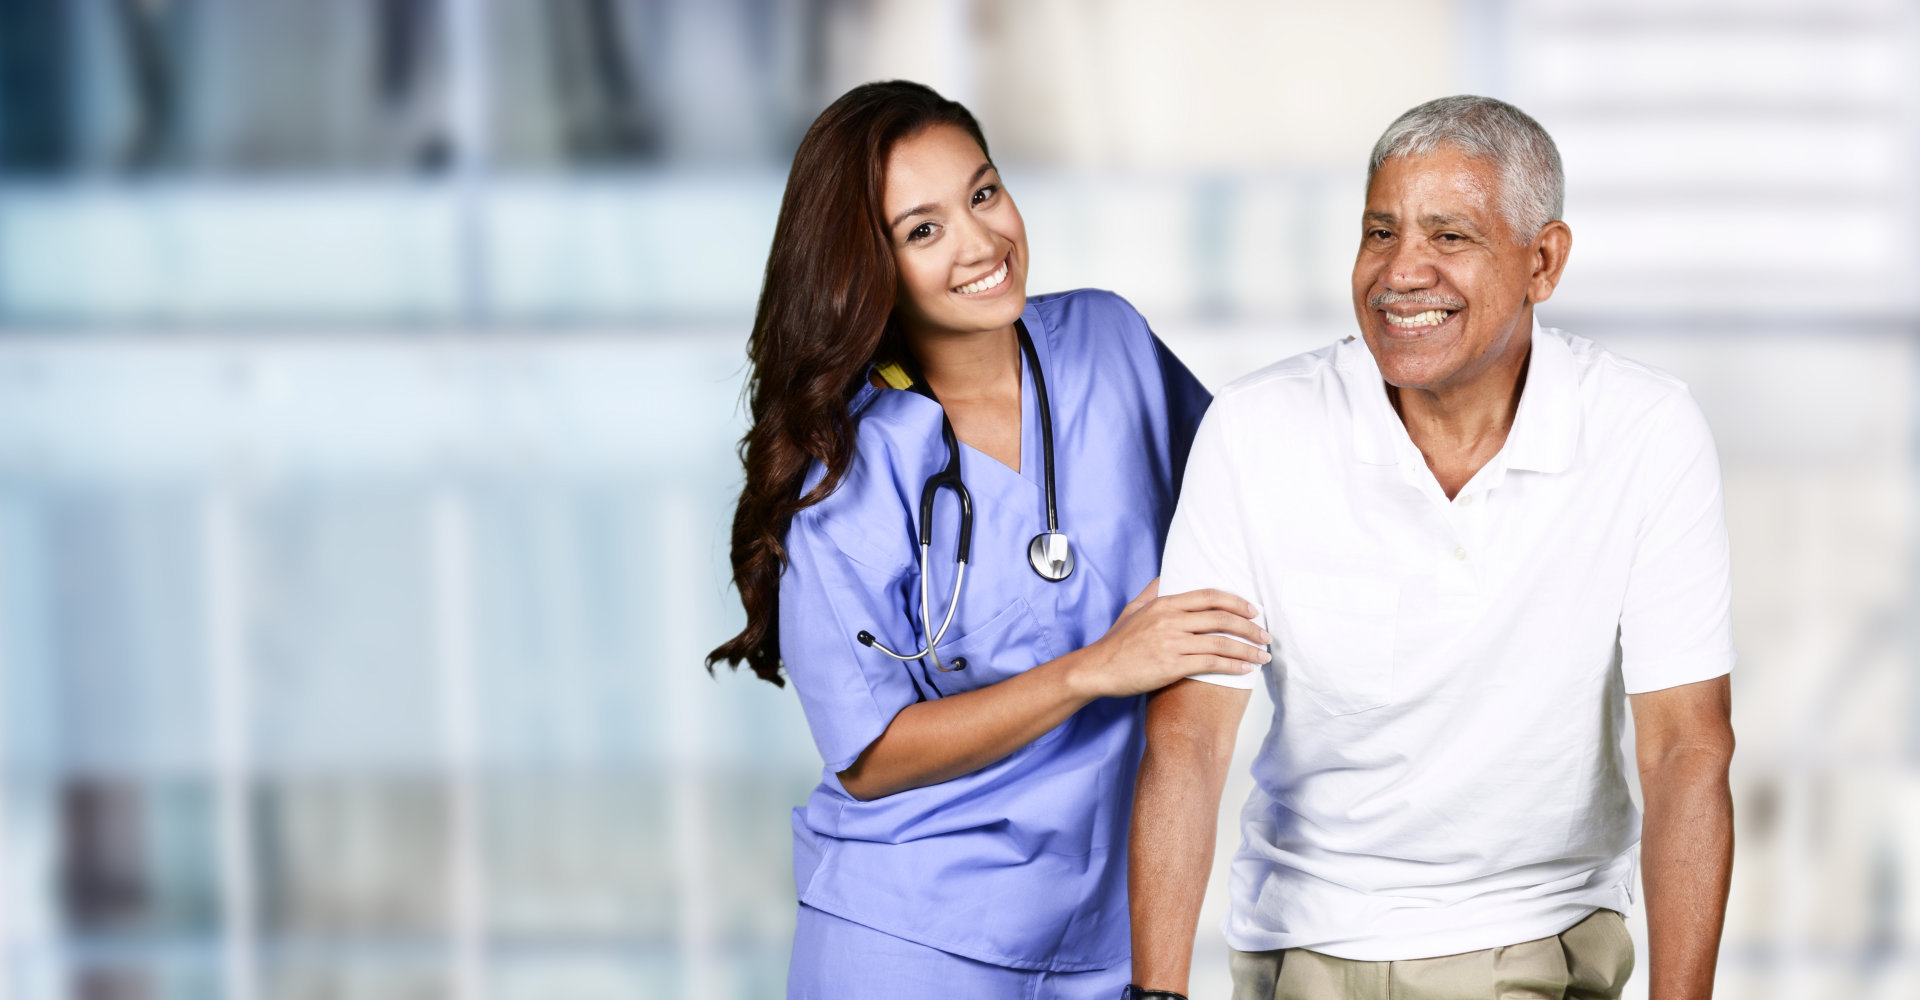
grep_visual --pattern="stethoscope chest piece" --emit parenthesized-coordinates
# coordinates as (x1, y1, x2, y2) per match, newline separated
(1028, 531, 1074, 581)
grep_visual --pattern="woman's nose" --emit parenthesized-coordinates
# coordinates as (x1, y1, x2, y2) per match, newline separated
(952, 211, 999, 265)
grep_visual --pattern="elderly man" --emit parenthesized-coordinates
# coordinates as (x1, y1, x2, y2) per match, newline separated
(1122, 96, 1735, 1000)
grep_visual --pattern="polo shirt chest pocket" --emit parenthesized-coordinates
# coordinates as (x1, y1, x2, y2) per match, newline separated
(1275, 571, 1399, 716)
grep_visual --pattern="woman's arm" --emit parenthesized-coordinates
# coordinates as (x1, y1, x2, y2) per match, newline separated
(837, 583, 1267, 800)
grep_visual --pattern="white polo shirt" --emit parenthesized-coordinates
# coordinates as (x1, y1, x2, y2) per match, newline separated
(1161, 321, 1734, 961)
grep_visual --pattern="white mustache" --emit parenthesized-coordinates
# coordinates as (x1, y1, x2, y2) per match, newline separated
(1369, 291, 1464, 311)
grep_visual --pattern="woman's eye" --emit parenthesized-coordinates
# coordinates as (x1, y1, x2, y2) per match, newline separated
(972, 184, 997, 206)
(909, 222, 935, 242)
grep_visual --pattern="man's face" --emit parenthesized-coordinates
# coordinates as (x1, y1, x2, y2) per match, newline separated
(1351, 147, 1563, 395)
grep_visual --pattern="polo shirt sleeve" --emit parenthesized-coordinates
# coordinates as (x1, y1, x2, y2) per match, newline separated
(1159, 397, 1268, 690)
(779, 506, 923, 772)
(1618, 392, 1736, 693)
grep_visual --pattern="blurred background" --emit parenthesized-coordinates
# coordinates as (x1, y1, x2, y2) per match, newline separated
(0, 0, 1915, 997)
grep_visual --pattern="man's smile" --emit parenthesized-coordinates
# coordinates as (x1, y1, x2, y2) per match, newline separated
(1380, 308, 1457, 333)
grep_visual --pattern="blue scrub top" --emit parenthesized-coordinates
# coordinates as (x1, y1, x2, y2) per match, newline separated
(778, 289, 1211, 972)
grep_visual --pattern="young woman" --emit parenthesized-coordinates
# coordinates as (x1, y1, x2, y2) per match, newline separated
(708, 81, 1266, 999)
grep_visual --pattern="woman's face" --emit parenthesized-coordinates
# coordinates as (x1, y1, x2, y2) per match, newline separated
(881, 124, 1029, 341)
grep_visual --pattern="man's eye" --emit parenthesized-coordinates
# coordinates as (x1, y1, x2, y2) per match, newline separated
(1367, 229, 1393, 241)
(1437, 232, 1463, 242)
(909, 222, 935, 242)
(972, 184, 997, 206)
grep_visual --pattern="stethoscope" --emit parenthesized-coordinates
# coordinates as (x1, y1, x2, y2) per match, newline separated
(856, 320, 1072, 683)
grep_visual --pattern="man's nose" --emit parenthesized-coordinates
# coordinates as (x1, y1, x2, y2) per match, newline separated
(1382, 240, 1438, 290)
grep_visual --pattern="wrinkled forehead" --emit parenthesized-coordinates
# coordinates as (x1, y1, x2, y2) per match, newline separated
(1365, 148, 1504, 216)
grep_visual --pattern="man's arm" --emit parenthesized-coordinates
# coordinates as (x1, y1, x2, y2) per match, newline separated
(1130, 678, 1252, 994)
(1630, 674, 1735, 1000)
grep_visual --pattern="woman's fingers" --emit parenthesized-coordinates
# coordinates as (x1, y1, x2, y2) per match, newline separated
(1201, 634, 1269, 663)
(1206, 655, 1262, 675)
(1190, 610, 1269, 646)
(1163, 588, 1260, 619)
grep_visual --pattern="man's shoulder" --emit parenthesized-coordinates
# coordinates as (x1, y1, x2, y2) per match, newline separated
(1546, 326, 1700, 417)
(1545, 326, 1718, 467)
(1212, 339, 1351, 415)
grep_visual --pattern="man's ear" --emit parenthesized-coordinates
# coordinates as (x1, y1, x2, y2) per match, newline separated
(1527, 220, 1573, 305)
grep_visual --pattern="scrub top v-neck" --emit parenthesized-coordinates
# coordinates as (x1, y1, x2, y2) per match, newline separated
(777, 289, 1211, 972)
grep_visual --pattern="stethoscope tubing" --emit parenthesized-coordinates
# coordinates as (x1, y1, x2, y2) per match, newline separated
(855, 320, 1068, 687)
(862, 546, 966, 666)
(1018, 323, 1061, 535)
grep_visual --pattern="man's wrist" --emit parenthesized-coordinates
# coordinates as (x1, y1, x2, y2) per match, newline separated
(1122, 987, 1188, 1000)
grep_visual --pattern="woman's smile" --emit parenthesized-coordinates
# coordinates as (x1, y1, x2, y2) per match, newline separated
(952, 254, 1012, 297)
(883, 123, 1030, 337)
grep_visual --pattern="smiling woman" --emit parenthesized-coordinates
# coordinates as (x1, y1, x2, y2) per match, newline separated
(705, 80, 1262, 1000)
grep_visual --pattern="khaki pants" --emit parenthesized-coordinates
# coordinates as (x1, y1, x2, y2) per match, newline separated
(1229, 909, 1635, 1000)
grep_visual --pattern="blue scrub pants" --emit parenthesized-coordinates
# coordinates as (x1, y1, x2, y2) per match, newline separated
(787, 904, 1130, 1000)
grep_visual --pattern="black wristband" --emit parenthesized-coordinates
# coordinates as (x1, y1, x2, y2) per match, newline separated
(1122, 987, 1189, 1000)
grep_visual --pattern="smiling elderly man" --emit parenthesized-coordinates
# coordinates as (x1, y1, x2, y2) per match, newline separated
(1122, 97, 1735, 1000)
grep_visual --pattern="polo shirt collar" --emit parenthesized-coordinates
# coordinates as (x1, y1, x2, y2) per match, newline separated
(1345, 317, 1580, 475)
(1345, 338, 1402, 466)
(1503, 319, 1580, 473)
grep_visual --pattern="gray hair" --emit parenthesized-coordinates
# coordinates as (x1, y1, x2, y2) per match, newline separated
(1367, 95, 1564, 242)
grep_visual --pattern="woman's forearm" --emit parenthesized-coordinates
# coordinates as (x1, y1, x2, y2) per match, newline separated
(836, 647, 1099, 800)
(835, 584, 1266, 801)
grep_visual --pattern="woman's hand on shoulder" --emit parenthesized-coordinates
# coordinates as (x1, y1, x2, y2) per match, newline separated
(1067, 578, 1267, 700)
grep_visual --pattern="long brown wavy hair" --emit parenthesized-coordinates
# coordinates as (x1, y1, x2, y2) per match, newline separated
(707, 81, 991, 686)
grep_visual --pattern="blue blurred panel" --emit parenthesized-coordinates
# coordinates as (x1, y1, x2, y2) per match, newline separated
(246, 487, 442, 772)
(471, 486, 668, 766)
(0, 184, 463, 325)
(0, 488, 214, 776)
(483, 176, 780, 323)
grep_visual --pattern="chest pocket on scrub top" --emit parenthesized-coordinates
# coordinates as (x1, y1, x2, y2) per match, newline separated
(1276, 571, 1399, 716)
(929, 597, 1059, 702)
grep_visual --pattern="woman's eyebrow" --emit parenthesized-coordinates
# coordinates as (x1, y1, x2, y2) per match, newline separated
(890, 203, 935, 229)
(889, 163, 997, 229)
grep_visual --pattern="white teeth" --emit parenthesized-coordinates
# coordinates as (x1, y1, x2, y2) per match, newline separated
(955, 259, 1009, 295)
(1383, 309, 1452, 329)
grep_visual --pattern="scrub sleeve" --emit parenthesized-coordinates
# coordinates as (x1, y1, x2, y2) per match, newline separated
(778, 501, 920, 774)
